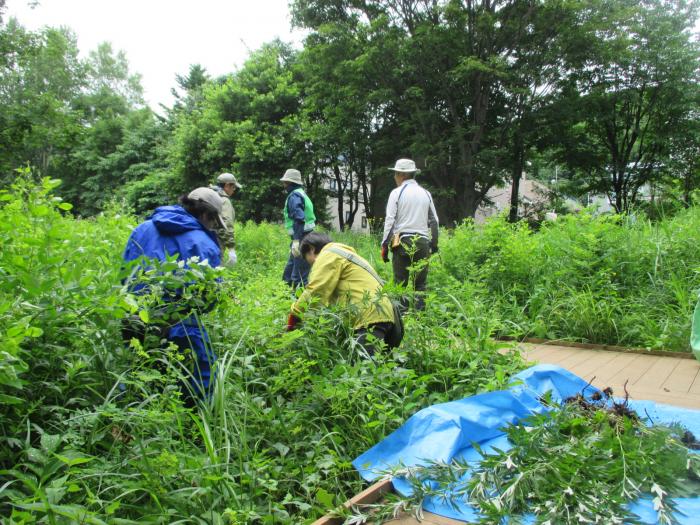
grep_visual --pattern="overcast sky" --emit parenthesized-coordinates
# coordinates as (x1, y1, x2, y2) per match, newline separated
(6, 0, 306, 109)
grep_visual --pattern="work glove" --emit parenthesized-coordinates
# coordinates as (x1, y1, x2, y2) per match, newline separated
(381, 244, 389, 263)
(286, 314, 301, 332)
(291, 239, 301, 258)
(226, 249, 238, 267)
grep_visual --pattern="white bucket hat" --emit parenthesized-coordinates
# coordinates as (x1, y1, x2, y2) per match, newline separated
(217, 172, 243, 189)
(280, 168, 303, 185)
(389, 158, 420, 174)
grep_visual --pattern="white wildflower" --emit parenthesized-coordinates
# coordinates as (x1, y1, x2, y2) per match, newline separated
(564, 486, 574, 496)
(188, 255, 200, 263)
(198, 258, 210, 267)
(177, 260, 186, 268)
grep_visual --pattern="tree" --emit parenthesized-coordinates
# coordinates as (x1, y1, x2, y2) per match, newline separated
(0, 21, 85, 182)
(296, 20, 399, 228)
(293, 0, 571, 223)
(166, 63, 210, 122)
(549, 0, 700, 213)
(169, 42, 326, 222)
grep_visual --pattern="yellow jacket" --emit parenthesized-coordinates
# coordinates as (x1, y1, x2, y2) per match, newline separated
(291, 243, 394, 329)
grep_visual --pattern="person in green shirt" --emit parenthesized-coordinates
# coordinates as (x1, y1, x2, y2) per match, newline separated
(286, 232, 395, 357)
(280, 168, 316, 287)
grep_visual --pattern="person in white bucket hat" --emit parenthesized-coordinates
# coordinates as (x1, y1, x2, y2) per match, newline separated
(381, 158, 439, 311)
(280, 168, 316, 287)
(210, 172, 242, 267)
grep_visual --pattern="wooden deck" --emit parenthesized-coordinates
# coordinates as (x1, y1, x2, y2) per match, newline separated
(518, 342, 700, 409)
(313, 343, 700, 525)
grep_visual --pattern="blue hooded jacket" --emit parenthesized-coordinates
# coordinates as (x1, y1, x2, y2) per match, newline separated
(123, 205, 221, 269)
(122, 206, 221, 393)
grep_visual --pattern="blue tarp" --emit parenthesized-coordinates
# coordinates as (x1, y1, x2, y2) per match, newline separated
(352, 364, 700, 524)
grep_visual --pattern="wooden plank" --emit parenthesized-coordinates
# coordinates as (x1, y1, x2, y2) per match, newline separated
(522, 345, 579, 364)
(663, 361, 700, 394)
(311, 479, 393, 525)
(635, 357, 682, 391)
(386, 513, 467, 525)
(608, 354, 659, 386)
(557, 349, 605, 370)
(567, 350, 617, 379)
(606, 383, 700, 410)
(496, 336, 694, 359)
(591, 353, 641, 384)
(687, 363, 700, 395)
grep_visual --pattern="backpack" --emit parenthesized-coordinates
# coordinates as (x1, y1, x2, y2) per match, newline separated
(326, 246, 404, 349)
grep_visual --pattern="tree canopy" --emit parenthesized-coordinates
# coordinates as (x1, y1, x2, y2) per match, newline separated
(0, 0, 698, 222)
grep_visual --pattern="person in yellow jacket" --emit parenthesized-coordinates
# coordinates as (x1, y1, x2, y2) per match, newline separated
(286, 232, 395, 356)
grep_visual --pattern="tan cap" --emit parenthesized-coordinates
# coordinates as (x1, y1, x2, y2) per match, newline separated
(187, 187, 227, 230)
(217, 172, 243, 189)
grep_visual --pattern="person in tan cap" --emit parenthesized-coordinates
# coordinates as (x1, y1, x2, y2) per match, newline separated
(210, 172, 242, 266)
(381, 158, 439, 311)
(280, 168, 316, 287)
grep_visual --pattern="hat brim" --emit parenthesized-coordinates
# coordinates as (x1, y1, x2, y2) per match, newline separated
(234, 182, 243, 189)
(389, 168, 421, 174)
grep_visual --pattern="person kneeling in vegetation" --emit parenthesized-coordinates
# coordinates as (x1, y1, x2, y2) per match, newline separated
(121, 187, 224, 403)
(286, 232, 395, 357)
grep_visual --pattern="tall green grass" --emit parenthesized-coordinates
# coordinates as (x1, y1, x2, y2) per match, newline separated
(0, 172, 523, 523)
(441, 211, 700, 351)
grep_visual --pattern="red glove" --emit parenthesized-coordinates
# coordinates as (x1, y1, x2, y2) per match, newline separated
(286, 314, 301, 331)
(381, 244, 389, 263)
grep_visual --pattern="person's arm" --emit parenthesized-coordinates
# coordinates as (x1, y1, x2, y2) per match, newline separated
(427, 192, 439, 252)
(381, 188, 399, 246)
(291, 253, 343, 318)
(288, 193, 306, 241)
(220, 199, 235, 250)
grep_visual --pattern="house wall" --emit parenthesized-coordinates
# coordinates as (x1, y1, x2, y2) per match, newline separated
(324, 175, 371, 233)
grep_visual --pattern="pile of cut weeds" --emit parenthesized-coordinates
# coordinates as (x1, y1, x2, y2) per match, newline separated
(467, 383, 700, 524)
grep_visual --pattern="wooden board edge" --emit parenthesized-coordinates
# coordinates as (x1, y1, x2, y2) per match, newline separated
(496, 336, 695, 359)
(311, 478, 395, 525)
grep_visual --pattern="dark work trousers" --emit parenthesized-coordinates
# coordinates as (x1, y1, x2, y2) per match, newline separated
(282, 234, 312, 288)
(355, 322, 393, 358)
(391, 235, 431, 311)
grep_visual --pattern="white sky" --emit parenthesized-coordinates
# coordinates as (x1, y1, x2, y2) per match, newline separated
(6, 0, 306, 110)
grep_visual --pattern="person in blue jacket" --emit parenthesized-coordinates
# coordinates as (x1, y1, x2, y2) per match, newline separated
(280, 168, 316, 287)
(122, 187, 224, 402)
